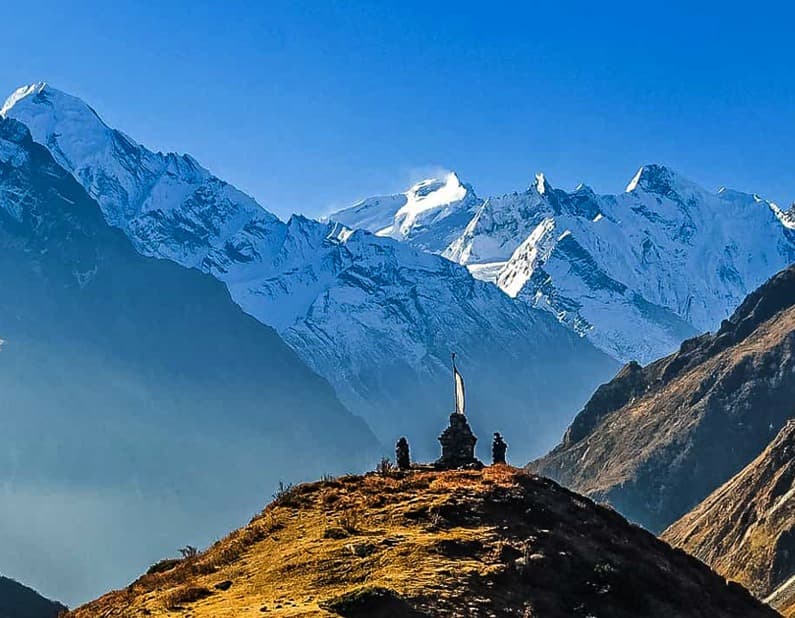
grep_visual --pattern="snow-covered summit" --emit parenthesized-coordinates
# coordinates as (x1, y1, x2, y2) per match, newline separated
(329, 170, 482, 253)
(3, 82, 278, 265)
(534, 172, 551, 195)
(395, 171, 467, 228)
(625, 163, 676, 193)
(624, 164, 717, 207)
(334, 164, 795, 363)
(1, 82, 47, 116)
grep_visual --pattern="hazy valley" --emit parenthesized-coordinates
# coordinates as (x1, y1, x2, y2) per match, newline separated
(0, 74, 793, 618)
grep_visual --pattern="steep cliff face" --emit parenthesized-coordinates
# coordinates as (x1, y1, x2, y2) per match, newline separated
(0, 116, 377, 605)
(662, 421, 795, 614)
(66, 467, 776, 618)
(528, 264, 795, 532)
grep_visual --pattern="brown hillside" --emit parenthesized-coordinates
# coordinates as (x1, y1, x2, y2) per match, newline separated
(662, 420, 795, 615)
(68, 467, 776, 618)
(528, 264, 795, 532)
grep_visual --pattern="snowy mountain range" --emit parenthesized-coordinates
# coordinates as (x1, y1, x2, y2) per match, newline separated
(3, 80, 793, 606)
(2, 83, 617, 461)
(332, 168, 795, 363)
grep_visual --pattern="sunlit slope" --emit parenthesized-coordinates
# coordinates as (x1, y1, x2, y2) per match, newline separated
(70, 467, 776, 617)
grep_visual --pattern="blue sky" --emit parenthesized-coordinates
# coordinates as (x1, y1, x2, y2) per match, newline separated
(2, 1, 793, 218)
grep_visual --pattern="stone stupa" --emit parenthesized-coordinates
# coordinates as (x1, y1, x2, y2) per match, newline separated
(434, 354, 483, 470)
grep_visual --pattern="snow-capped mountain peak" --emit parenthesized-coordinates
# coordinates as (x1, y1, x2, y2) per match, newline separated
(333, 161, 795, 364)
(394, 171, 469, 232)
(0, 82, 48, 116)
(4, 83, 616, 462)
(534, 171, 550, 195)
(625, 163, 685, 195)
(408, 170, 464, 199)
(2, 82, 128, 170)
(3, 82, 279, 267)
(330, 170, 483, 253)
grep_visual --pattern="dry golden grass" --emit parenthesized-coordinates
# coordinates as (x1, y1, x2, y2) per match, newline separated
(67, 465, 776, 618)
(67, 467, 519, 617)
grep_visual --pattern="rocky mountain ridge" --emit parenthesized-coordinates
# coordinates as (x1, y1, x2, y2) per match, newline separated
(2, 83, 617, 460)
(0, 576, 66, 618)
(528, 263, 795, 532)
(332, 165, 795, 363)
(662, 420, 795, 616)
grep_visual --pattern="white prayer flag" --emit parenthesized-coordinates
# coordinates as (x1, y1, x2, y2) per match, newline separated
(454, 363, 465, 415)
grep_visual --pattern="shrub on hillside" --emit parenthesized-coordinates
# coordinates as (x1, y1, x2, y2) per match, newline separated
(146, 558, 182, 575)
(179, 545, 199, 559)
(339, 507, 363, 533)
(376, 457, 395, 476)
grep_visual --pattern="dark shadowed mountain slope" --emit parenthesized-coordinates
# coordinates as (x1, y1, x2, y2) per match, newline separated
(2, 83, 618, 463)
(528, 264, 795, 532)
(0, 117, 377, 605)
(0, 576, 66, 618)
(662, 420, 795, 614)
(67, 467, 776, 618)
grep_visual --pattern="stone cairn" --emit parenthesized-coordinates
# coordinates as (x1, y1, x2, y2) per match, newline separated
(395, 436, 411, 470)
(492, 432, 508, 465)
(434, 412, 483, 470)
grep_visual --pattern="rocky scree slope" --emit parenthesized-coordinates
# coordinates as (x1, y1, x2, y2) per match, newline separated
(528, 264, 795, 532)
(662, 420, 795, 615)
(332, 167, 795, 363)
(1, 83, 617, 460)
(66, 467, 776, 618)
